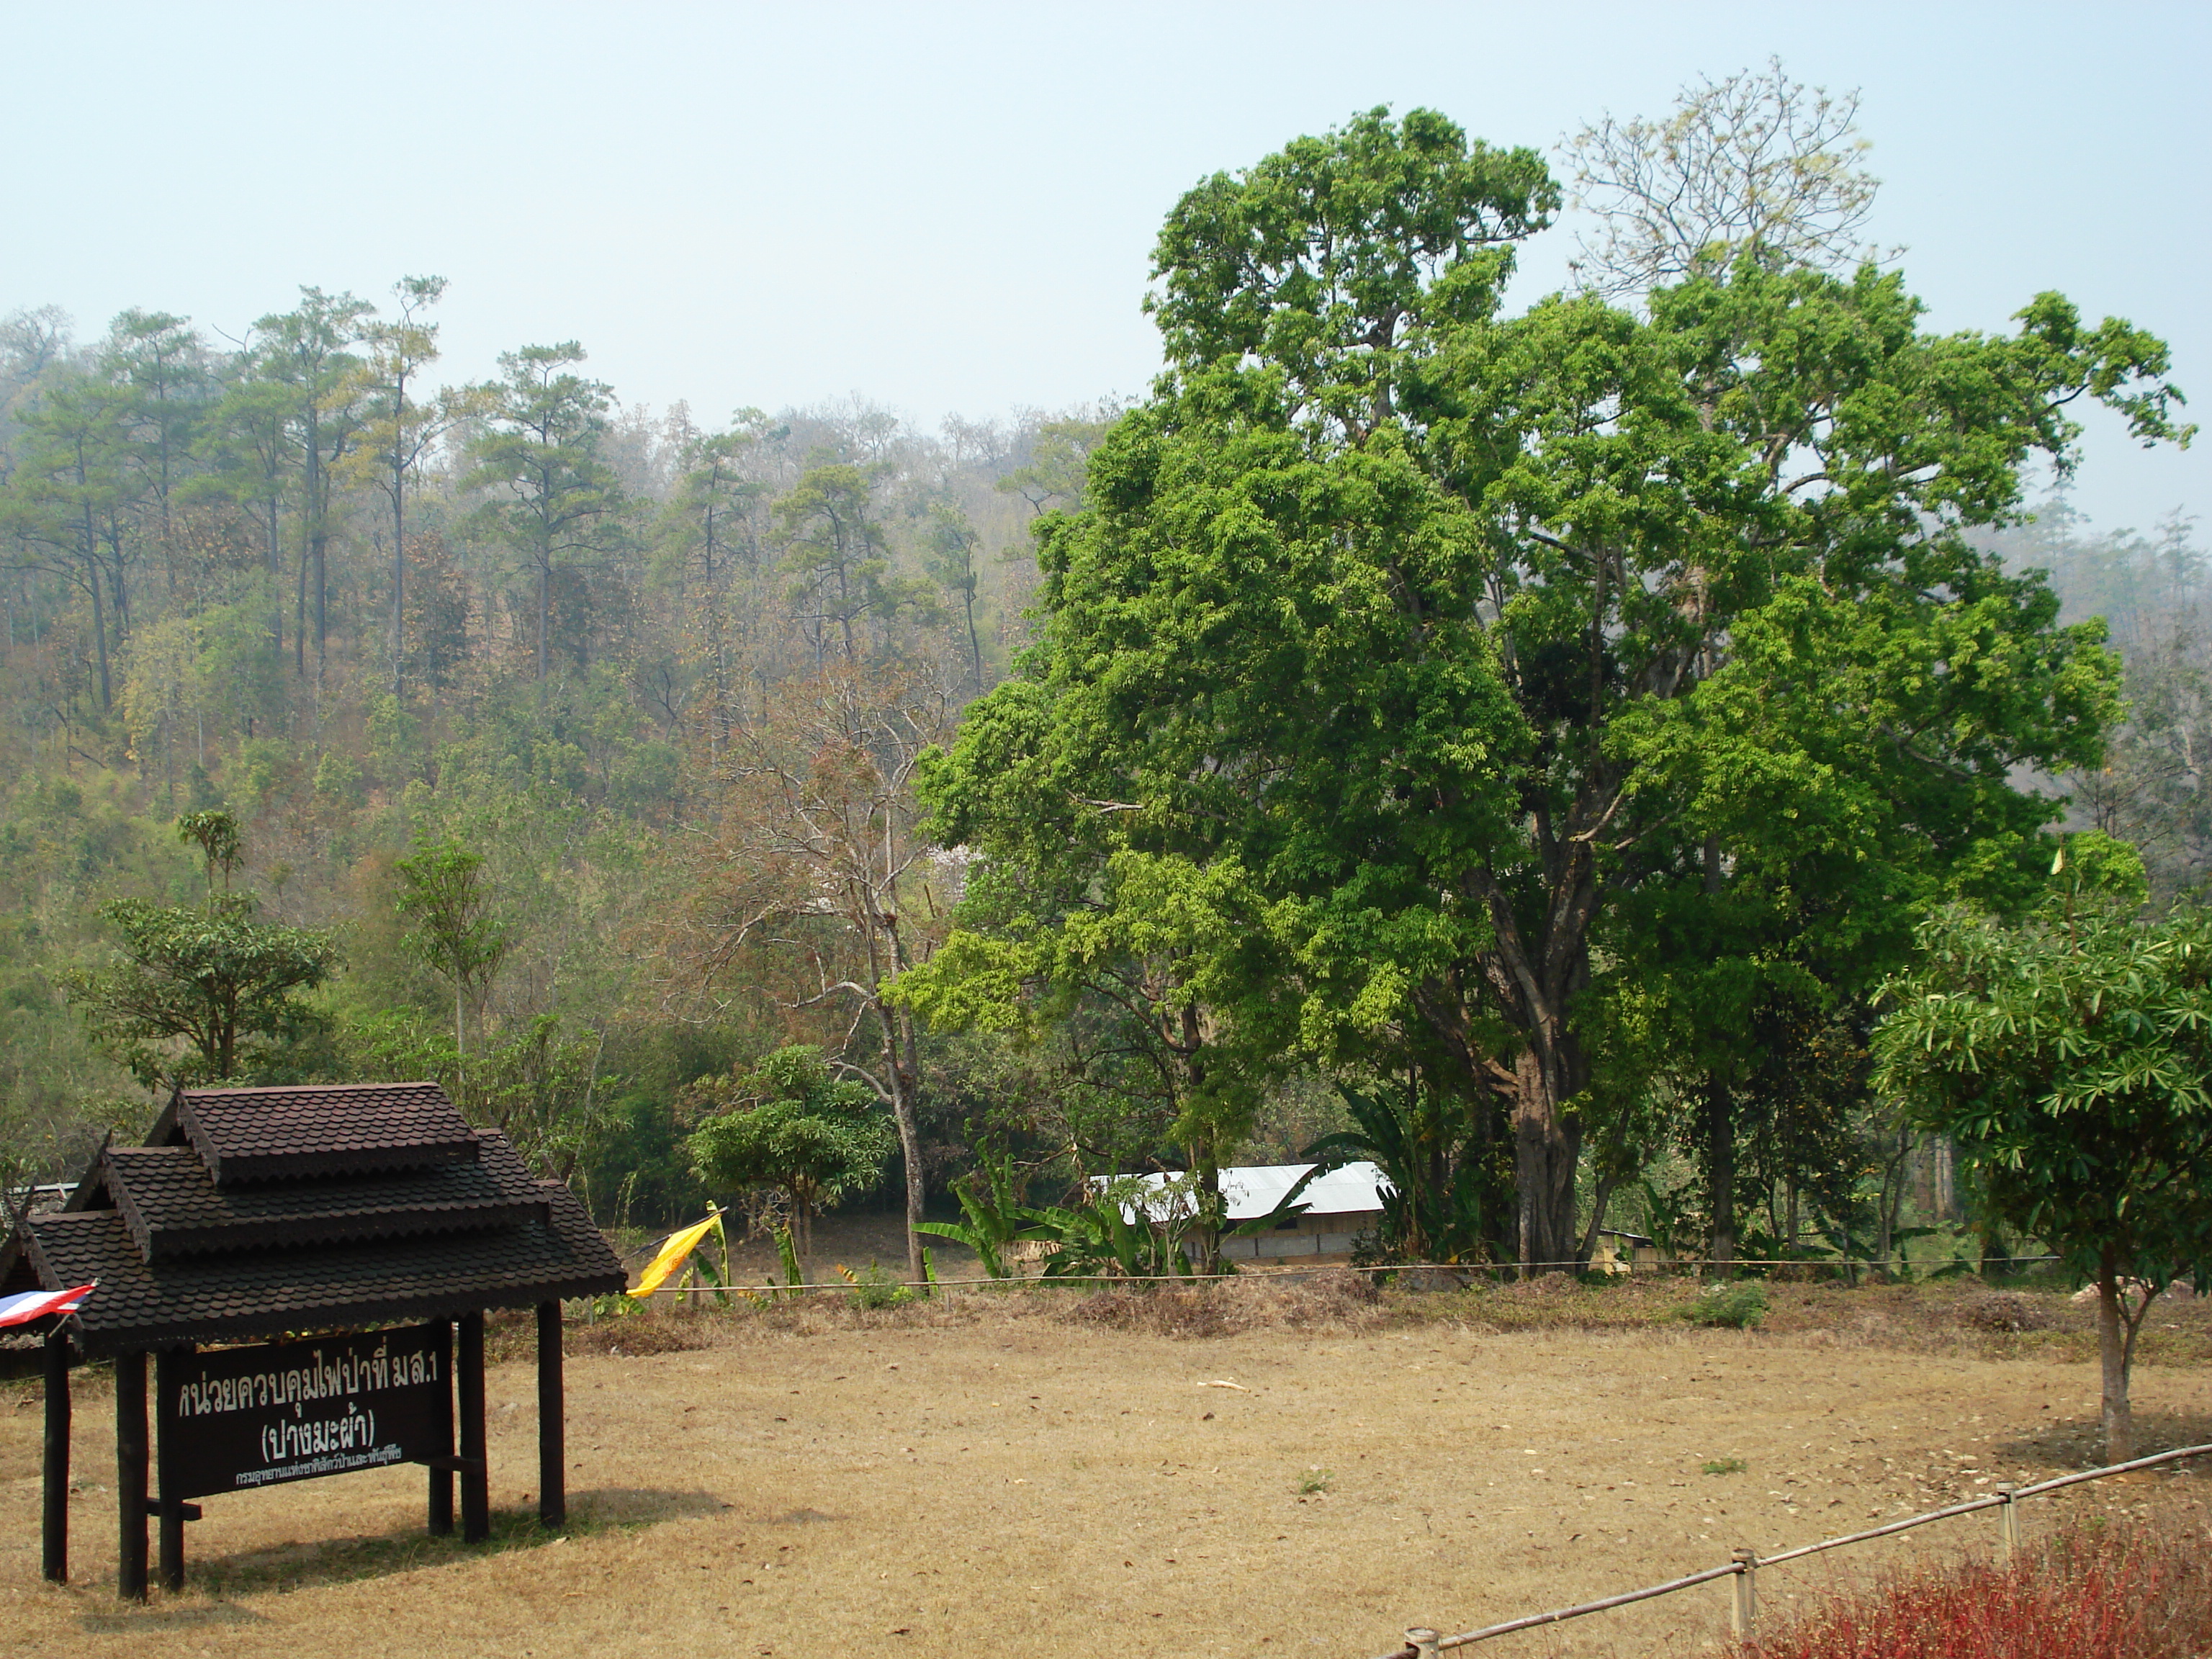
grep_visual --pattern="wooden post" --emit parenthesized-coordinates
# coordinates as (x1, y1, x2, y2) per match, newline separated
(459, 1310, 488, 1542)
(1730, 1547, 1758, 1640)
(428, 1318, 454, 1537)
(115, 1349, 148, 1601)
(42, 1331, 68, 1583)
(1405, 1627, 1440, 1659)
(536, 1301, 565, 1530)
(155, 1345, 190, 1591)
(1995, 1483, 2020, 1564)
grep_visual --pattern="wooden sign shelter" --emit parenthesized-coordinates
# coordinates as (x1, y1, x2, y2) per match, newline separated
(0, 1082, 626, 1599)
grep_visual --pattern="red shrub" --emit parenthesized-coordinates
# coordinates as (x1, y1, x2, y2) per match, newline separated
(1743, 1522, 2212, 1659)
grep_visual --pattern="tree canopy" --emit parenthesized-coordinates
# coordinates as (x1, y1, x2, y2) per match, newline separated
(685, 1045, 897, 1264)
(918, 104, 2189, 1267)
(1874, 863, 2212, 1460)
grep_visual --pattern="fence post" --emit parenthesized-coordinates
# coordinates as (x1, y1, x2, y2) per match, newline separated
(1731, 1549, 1758, 1640)
(1405, 1628, 1440, 1659)
(1995, 1483, 2019, 1565)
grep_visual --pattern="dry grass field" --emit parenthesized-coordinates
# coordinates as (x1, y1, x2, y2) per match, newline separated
(1, 1274, 2208, 1659)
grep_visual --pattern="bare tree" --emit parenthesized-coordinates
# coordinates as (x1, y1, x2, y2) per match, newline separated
(1564, 58, 1884, 296)
(665, 659, 955, 1280)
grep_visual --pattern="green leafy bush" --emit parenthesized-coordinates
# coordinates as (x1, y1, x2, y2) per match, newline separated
(840, 1262, 915, 1310)
(1688, 1282, 1769, 1329)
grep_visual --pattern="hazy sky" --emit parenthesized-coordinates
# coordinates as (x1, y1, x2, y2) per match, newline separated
(7, 1, 2206, 533)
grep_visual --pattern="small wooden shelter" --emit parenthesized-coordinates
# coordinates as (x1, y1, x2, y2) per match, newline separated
(0, 1082, 626, 1599)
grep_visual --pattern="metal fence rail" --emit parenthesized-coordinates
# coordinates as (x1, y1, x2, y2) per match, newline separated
(1371, 1440, 2212, 1656)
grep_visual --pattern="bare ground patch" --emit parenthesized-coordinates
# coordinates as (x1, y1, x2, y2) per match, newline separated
(0, 1280, 2206, 1659)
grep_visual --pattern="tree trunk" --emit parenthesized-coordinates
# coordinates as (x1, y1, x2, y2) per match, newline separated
(1705, 1077, 1735, 1276)
(1190, 1135, 1223, 1275)
(266, 499, 283, 655)
(2097, 1247, 2134, 1463)
(878, 998, 926, 1284)
(306, 408, 327, 668)
(392, 480, 405, 698)
(1511, 1040, 1583, 1271)
(84, 539, 110, 711)
(295, 531, 308, 675)
(1576, 1166, 1622, 1269)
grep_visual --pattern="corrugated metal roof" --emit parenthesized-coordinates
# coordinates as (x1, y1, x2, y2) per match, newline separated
(1119, 1161, 1388, 1221)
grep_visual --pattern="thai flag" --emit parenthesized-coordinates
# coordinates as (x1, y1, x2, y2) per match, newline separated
(0, 1284, 94, 1330)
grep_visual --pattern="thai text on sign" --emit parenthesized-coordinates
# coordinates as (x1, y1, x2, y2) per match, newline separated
(160, 1323, 449, 1498)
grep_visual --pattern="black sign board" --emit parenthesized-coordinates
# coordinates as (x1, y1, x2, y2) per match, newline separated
(159, 1324, 449, 1499)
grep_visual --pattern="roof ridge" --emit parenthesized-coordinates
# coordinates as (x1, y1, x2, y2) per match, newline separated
(179, 1081, 445, 1098)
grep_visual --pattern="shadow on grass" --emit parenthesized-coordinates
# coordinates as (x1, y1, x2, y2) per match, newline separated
(1993, 1409, 2212, 1473)
(77, 1486, 728, 1622)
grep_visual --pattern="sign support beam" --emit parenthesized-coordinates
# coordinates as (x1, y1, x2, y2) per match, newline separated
(429, 1318, 454, 1535)
(115, 1349, 148, 1601)
(42, 1330, 68, 1583)
(537, 1302, 564, 1530)
(156, 1345, 193, 1591)
(459, 1310, 488, 1542)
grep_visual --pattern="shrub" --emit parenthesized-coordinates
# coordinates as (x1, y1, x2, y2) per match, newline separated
(1740, 1520, 2212, 1658)
(840, 1263, 916, 1310)
(1689, 1282, 1770, 1328)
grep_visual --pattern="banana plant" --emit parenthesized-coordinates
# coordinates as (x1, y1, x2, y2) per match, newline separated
(914, 1150, 1049, 1277)
(1305, 1085, 1493, 1263)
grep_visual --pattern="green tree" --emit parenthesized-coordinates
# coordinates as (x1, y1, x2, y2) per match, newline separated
(1874, 864, 2212, 1462)
(394, 834, 509, 1055)
(348, 275, 447, 696)
(921, 105, 2187, 1270)
(101, 309, 209, 592)
(773, 462, 927, 665)
(685, 1045, 896, 1272)
(459, 342, 629, 679)
(253, 288, 374, 672)
(997, 411, 1114, 517)
(62, 814, 338, 1084)
(658, 414, 770, 760)
(922, 502, 986, 691)
(2, 364, 134, 708)
(349, 1010, 612, 1183)
(194, 351, 302, 656)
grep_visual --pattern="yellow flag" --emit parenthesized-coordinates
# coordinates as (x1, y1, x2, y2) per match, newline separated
(629, 1212, 724, 1298)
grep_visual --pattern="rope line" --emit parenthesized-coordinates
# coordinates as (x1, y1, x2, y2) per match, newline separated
(627, 1255, 2065, 1294)
(1364, 1441, 2212, 1657)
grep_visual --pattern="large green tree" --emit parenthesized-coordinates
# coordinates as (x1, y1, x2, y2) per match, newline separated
(920, 106, 2188, 1267)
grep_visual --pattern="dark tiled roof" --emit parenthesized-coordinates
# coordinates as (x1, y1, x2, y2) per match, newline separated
(22, 1134, 622, 1356)
(150, 1082, 479, 1183)
(94, 1141, 549, 1260)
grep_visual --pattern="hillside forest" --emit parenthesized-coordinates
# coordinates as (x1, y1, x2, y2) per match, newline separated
(1, 67, 2204, 1287)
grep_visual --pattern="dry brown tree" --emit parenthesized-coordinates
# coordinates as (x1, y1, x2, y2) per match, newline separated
(663, 657, 956, 1280)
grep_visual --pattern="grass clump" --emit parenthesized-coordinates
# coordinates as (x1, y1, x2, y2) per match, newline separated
(1688, 1281, 1769, 1329)
(1702, 1457, 1748, 1475)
